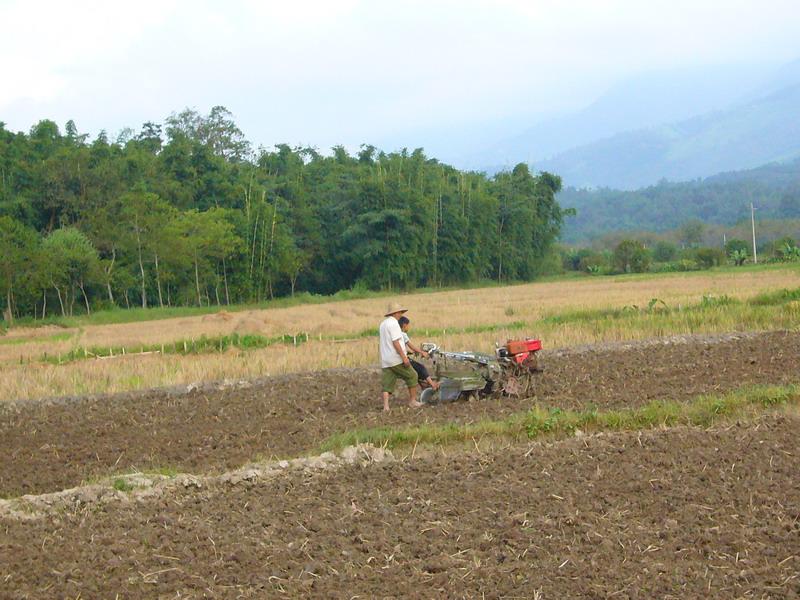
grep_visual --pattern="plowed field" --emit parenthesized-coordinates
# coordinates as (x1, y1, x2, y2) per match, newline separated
(1, 330, 798, 497)
(3, 416, 799, 598)
(2, 330, 800, 598)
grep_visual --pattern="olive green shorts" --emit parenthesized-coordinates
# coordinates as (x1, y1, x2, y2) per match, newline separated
(381, 364, 418, 393)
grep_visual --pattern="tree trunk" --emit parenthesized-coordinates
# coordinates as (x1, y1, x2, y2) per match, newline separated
(154, 252, 164, 308)
(55, 286, 66, 317)
(42, 289, 47, 319)
(79, 282, 91, 315)
(222, 257, 230, 305)
(497, 217, 505, 283)
(194, 254, 202, 306)
(136, 228, 147, 308)
(4, 287, 13, 325)
(249, 213, 259, 280)
(266, 202, 277, 300)
(106, 247, 116, 304)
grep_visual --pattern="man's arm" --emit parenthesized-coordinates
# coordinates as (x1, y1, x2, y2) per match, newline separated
(392, 338, 410, 366)
(405, 340, 428, 358)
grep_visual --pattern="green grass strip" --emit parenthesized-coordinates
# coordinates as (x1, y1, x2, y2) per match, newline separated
(41, 332, 311, 364)
(32, 286, 800, 365)
(318, 384, 799, 453)
(0, 332, 73, 346)
(748, 287, 800, 306)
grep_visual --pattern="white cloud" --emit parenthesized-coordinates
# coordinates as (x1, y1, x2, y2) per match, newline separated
(1, 0, 799, 147)
(0, 0, 181, 107)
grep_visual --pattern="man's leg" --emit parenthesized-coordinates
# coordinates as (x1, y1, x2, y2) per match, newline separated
(407, 384, 421, 407)
(381, 368, 397, 412)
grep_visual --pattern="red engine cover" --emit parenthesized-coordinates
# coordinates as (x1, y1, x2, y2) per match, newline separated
(506, 338, 542, 355)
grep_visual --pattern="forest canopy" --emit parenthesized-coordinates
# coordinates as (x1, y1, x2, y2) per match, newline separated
(559, 158, 800, 243)
(0, 107, 566, 321)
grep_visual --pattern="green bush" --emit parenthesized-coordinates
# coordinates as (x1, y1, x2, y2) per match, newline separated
(694, 247, 727, 268)
(612, 240, 651, 273)
(653, 241, 678, 262)
(578, 252, 610, 274)
(724, 238, 749, 256)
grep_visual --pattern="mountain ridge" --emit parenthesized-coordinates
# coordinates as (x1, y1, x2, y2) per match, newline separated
(558, 156, 800, 243)
(537, 81, 800, 189)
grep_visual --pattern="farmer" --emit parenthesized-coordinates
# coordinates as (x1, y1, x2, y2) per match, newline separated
(379, 302, 423, 411)
(398, 316, 439, 391)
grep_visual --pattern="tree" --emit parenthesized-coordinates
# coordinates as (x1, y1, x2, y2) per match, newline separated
(42, 228, 99, 316)
(613, 240, 651, 273)
(0, 114, 570, 318)
(120, 191, 174, 308)
(171, 208, 239, 305)
(135, 122, 163, 154)
(679, 220, 705, 248)
(165, 106, 250, 161)
(0, 217, 39, 323)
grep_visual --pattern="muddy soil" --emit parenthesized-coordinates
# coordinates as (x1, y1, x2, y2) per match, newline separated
(2, 415, 798, 598)
(2, 330, 799, 497)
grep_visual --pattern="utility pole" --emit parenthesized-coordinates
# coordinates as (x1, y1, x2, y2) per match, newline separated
(750, 203, 758, 264)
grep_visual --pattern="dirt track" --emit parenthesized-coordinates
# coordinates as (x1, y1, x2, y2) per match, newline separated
(2, 330, 799, 497)
(2, 415, 799, 598)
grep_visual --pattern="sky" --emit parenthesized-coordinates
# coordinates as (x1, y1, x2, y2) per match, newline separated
(2, 0, 800, 157)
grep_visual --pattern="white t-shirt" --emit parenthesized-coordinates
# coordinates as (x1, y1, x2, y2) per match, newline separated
(379, 316, 405, 368)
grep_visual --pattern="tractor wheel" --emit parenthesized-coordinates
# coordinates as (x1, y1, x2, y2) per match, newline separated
(420, 387, 440, 405)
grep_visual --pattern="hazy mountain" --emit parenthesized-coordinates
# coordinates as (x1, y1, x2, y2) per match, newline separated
(457, 63, 773, 171)
(741, 57, 800, 101)
(539, 81, 800, 189)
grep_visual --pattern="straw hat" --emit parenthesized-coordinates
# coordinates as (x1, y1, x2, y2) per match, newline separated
(384, 301, 408, 317)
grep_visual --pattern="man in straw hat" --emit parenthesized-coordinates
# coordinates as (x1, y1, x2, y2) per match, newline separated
(379, 301, 423, 411)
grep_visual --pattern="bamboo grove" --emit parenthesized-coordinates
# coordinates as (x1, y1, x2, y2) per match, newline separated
(0, 107, 566, 321)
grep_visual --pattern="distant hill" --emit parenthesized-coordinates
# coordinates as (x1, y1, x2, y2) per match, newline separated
(558, 158, 800, 243)
(539, 82, 800, 189)
(461, 63, 771, 172)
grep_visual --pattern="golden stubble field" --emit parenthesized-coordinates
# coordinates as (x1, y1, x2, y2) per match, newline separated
(1, 267, 798, 401)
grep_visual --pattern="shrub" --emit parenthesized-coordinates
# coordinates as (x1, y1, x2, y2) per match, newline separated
(578, 252, 609, 274)
(562, 248, 608, 273)
(779, 243, 800, 262)
(653, 241, 678, 262)
(612, 240, 651, 274)
(724, 238, 749, 257)
(694, 247, 726, 269)
(729, 249, 748, 266)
